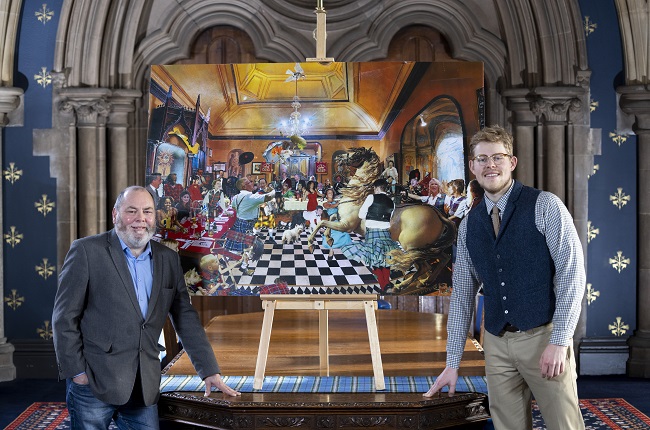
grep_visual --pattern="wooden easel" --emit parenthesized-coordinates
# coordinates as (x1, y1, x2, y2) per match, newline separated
(253, 294, 385, 390)
(253, 3, 385, 391)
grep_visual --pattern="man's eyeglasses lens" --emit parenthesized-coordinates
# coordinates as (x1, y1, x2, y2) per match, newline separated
(473, 153, 511, 165)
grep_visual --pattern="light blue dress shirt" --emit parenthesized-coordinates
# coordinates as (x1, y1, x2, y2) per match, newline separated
(118, 236, 153, 318)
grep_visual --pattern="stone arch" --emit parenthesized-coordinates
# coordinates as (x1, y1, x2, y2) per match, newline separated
(130, 1, 311, 89)
(335, 2, 506, 86)
(494, 1, 588, 87)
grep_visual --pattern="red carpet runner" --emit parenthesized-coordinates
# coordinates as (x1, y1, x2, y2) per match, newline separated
(7, 399, 650, 429)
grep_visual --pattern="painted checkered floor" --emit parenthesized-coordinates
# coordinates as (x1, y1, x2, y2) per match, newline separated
(232, 229, 382, 294)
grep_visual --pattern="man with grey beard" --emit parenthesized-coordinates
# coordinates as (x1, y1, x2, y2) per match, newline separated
(52, 186, 240, 429)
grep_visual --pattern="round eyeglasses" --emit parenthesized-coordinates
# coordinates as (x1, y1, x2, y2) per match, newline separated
(472, 153, 512, 166)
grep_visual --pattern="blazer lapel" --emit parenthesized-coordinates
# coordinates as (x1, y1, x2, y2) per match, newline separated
(108, 230, 144, 318)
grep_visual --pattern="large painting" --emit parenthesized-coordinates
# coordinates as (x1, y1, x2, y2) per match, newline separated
(145, 62, 483, 296)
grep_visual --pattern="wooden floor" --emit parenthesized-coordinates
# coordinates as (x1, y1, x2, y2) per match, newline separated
(166, 309, 485, 377)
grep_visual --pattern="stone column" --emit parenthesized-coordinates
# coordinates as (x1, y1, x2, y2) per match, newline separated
(503, 84, 594, 356)
(108, 90, 142, 206)
(0, 86, 23, 381)
(58, 88, 111, 237)
(619, 85, 650, 378)
(531, 91, 583, 202)
(502, 88, 537, 187)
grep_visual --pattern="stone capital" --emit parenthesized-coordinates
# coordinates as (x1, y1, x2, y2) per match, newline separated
(57, 88, 112, 127)
(0, 87, 24, 126)
(618, 85, 650, 133)
(501, 88, 537, 125)
(531, 86, 588, 125)
(108, 89, 142, 127)
(531, 96, 582, 124)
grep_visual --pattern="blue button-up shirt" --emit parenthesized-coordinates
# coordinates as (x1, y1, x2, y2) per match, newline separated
(118, 237, 153, 318)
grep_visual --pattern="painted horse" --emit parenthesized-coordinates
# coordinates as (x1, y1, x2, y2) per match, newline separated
(307, 147, 456, 294)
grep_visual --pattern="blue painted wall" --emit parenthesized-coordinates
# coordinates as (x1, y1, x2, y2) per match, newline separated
(3, 1, 61, 340)
(579, 0, 637, 338)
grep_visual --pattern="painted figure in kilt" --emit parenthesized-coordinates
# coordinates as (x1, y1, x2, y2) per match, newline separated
(341, 178, 400, 291)
(306, 147, 456, 295)
(223, 177, 275, 269)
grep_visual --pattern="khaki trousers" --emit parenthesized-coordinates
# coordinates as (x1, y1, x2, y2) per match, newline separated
(483, 323, 584, 430)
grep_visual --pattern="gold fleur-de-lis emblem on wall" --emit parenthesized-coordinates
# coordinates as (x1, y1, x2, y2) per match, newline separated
(35, 194, 55, 217)
(4, 289, 25, 311)
(38, 321, 53, 340)
(4, 226, 23, 248)
(609, 251, 630, 273)
(588, 164, 599, 179)
(609, 188, 631, 210)
(586, 283, 600, 305)
(587, 221, 599, 243)
(609, 131, 627, 147)
(608, 317, 629, 336)
(584, 16, 597, 37)
(590, 98, 599, 112)
(35, 4, 54, 24)
(3, 162, 23, 184)
(36, 258, 56, 279)
(34, 67, 52, 88)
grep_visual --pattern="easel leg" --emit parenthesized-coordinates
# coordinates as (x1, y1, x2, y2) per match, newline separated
(364, 300, 385, 390)
(319, 309, 329, 376)
(254, 300, 276, 389)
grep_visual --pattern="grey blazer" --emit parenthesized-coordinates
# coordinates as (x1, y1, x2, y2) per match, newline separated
(52, 229, 219, 406)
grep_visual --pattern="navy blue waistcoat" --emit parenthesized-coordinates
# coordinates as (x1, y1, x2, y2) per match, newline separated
(465, 180, 555, 336)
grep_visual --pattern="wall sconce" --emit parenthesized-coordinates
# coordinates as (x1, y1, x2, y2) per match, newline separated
(419, 114, 427, 127)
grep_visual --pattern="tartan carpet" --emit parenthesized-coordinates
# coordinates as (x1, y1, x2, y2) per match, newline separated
(6, 398, 650, 429)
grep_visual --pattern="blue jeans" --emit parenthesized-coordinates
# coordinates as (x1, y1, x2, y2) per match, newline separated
(66, 379, 159, 430)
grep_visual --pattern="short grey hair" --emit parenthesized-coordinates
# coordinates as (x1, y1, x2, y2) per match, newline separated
(114, 186, 150, 210)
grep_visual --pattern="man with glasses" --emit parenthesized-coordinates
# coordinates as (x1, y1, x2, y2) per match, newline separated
(425, 125, 585, 430)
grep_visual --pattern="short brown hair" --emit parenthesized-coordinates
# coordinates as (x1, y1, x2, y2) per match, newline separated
(469, 125, 514, 157)
(236, 178, 248, 190)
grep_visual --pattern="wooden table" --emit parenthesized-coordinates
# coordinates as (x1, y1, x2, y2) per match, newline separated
(160, 310, 488, 429)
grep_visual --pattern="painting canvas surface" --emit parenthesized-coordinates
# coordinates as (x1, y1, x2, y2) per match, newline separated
(146, 61, 484, 296)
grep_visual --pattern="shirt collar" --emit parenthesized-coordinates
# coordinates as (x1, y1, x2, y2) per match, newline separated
(484, 180, 515, 215)
(117, 234, 152, 260)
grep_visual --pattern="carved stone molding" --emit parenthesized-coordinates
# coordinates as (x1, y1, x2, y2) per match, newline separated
(618, 85, 650, 133)
(531, 97, 582, 124)
(502, 88, 538, 126)
(57, 88, 112, 127)
(615, 0, 650, 86)
(0, 87, 23, 126)
(576, 70, 592, 89)
(108, 89, 142, 127)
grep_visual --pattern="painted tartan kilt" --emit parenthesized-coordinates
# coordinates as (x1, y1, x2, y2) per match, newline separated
(341, 228, 399, 268)
(223, 218, 256, 253)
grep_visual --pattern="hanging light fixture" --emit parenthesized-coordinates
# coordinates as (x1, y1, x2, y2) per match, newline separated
(419, 114, 427, 127)
(278, 63, 310, 149)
